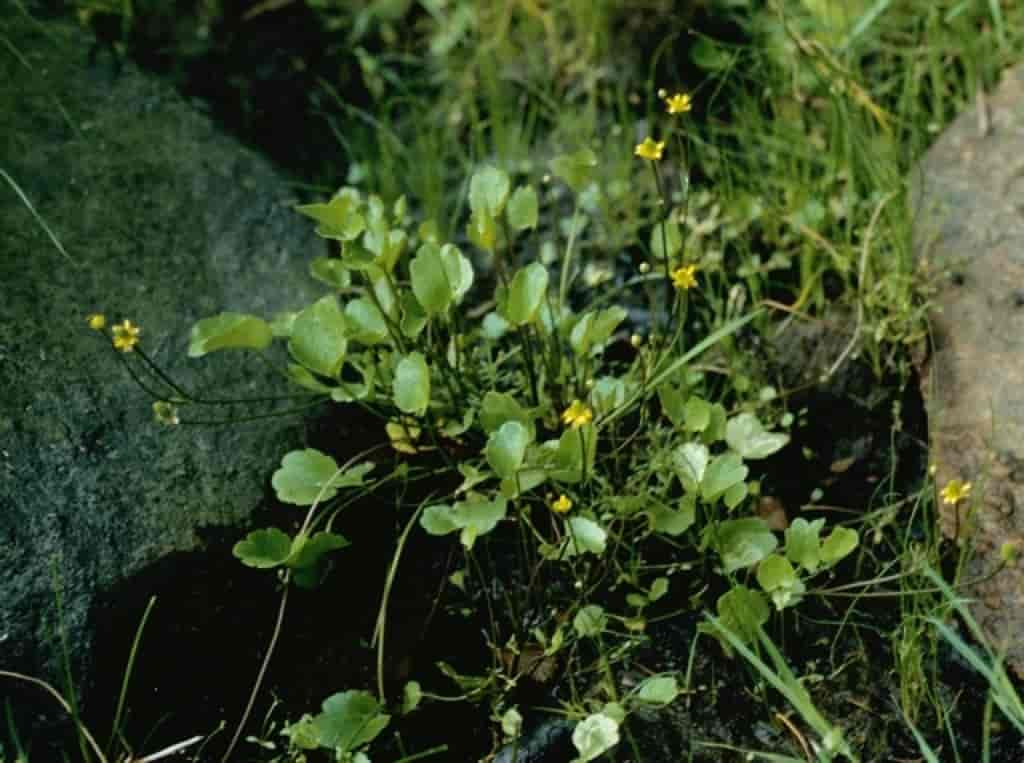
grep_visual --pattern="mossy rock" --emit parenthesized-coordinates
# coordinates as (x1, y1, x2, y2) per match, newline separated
(0, 6, 324, 737)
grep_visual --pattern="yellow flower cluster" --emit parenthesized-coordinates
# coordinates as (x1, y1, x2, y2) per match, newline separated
(87, 313, 142, 353)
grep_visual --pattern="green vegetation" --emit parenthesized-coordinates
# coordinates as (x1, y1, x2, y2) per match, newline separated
(8, 0, 1024, 760)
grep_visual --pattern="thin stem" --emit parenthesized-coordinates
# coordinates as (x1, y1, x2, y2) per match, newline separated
(220, 580, 290, 763)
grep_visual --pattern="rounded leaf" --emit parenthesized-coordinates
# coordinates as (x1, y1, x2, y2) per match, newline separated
(288, 296, 348, 378)
(188, 312, 273, 358)
(486, 421, 531, 479)
(233, 528, 292, 569)
(821, 526, 859, 564)
(550, 149, 598, 193)
(507, 185, 539, 231)
(503, 263, 549, 326)
(393, 352, 430, 416)
(566, 517, 607, 557)
(409, 243, 453, 316)
(296, 195, 365, 241)
(469, 165, 511, 217)
(725, 413, 790, 460)
(572, 713, 620, 762)
(272, 448, 341, 506)
(573, 605, 608, 638)
(309, 256, 351, 289)
(633, 675, 679, 707)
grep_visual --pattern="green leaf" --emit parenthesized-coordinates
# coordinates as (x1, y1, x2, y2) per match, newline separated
(233, 528, 292, 569)
(400, 291, 428, 338)
(658, 384, 687, 428)
(469, 165, 511, 217)
(673, 442, 709, 492)
(393, 352, 430, 416)
(440, 244, 474, 304)
(402, 681, 422, 715)
(650, 220, 682, 261)
(271, 450, 373, 506)
(723, 481, 748, 510)
(344, 298, 389, 345)
(421, 496, 508, 548)
(821, 526, 859, 564)
(725, 413, 790, 459)
(272, 448, 339, 506)
(507, 185, 539, 231)
(690, 36, 732, 72)
(569, 307, 627, 357)
(486, 421, 531, 479)
(313, 690, 390, 753)
(501, 708, 523, 738)
(703, 403, 729, 443)
(453, 495, 508, 549)
(409, 243, 452, 316)
(756, 554, 805, 610)
(420, 504, 459, 536)
(704, 518, 778, 574)
(288, 530, 351, 570)
(684, 397, 712, 432)
(633, 676, 679, 707)
(784, 517, 825, 573)
(551, 424, 596, 484)
(467, 210, 497, 252)
(550, 148, 598, 193)
(649, 577, 670, 601)
(309, 256, 351, 289)
(572, 713, 620, 762)
(702, 452, 749, 502)
(565, 517, 607, 557)
(296, 194, 365, 241)
(756, 554, 796, 592)
(287, 363, 334, 393)
(573, 605, 607, 638)
(503, 263, 549, 326)
(188, 312, 273, 358)
(648, 495, 696, 536)
(289, 296, 348, 378)
(480, 392, 534, 435)
(711, 586, 769, 646)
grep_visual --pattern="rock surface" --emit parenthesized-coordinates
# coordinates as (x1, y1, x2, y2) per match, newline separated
(0, 6, 322, 732)
(914, 65, 1024, 673)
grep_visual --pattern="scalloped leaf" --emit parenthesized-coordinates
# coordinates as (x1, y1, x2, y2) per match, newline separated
(233, 528, 292, 569)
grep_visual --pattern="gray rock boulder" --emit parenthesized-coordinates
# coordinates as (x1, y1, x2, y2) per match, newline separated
(914, 65, 1024, 674)
(0, 6, 323, 734)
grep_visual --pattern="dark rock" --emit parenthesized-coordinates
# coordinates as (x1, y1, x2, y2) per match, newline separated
(913, 64, 1024, 674)
(0, 5, 322, 742)
(493, 718, 575, 763)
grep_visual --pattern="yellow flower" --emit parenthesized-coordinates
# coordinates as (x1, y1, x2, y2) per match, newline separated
(86, 313, 106, 330)
(561, 399, 594, 429)
(551, 494, 573, 514)
(671, 264, 698, 291)
(665, 92, 692, 115)
(111, 319, 141, 352)
(940, 479, 972, 505)
(634, 137, 665, 161)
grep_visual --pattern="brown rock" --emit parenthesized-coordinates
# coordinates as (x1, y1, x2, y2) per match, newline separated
(914, 64, 1024, 674)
